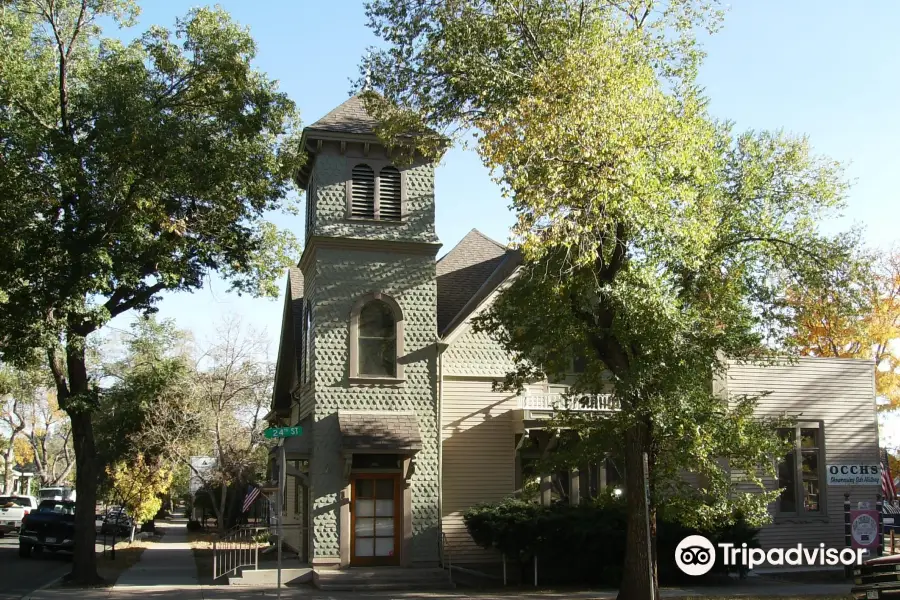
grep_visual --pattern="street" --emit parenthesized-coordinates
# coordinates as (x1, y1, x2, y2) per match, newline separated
(0, 534, 71, 599)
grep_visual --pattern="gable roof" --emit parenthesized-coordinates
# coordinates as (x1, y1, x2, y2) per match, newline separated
(306, 95, 380, 136)
(271, 267, 304, 418)
(436, 229, 520, 337)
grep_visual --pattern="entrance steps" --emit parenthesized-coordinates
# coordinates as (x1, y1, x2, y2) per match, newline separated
(228, 567, 313, 586)
(314, 567, 455, 591)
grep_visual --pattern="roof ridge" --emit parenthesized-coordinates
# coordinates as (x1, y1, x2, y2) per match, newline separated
(436, 228, 508, 266)
(470, 228, 509, 251)
(439, 249, 520, 337)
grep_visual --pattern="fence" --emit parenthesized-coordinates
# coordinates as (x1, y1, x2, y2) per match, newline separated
(212, 526, 265, 581)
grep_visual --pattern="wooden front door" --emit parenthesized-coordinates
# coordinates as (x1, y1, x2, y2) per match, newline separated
(350, 474, 401, 565)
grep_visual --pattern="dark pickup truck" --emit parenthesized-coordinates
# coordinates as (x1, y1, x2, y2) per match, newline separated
(19, 499, 76, 557)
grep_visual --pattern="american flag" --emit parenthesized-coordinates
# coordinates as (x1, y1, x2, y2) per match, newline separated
(882, 450, 897, 502)
(241, 484, 261, 513)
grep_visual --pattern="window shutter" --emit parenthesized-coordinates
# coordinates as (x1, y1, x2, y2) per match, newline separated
(379, 166, 402, 221)
(350, 164, 375, 219)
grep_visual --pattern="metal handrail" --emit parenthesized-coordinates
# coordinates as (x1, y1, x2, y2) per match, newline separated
(212, 526, 266, 581)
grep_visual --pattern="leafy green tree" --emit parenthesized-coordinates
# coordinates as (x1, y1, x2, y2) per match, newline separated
(136, 316, 273, 534)
(94, 317, 194, 485)
(362, 2, 854, 597)
(0, 0, 302, 582)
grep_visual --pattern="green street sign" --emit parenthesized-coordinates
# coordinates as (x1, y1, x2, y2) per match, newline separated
(264, 426, 303, 439)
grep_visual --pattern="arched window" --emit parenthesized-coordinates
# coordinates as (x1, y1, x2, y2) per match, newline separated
(358, 301, 396, 376)
(379, 166, 402, 221)
(350, 164, 375, 219)
(349, 292, 405, 381)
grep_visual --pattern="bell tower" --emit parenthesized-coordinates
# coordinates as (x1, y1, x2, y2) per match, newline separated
(293, 95, 442, 569)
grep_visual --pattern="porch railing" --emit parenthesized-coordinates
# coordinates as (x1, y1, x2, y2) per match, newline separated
(518, 393, 619, 413)
(212, 526, 265, 581)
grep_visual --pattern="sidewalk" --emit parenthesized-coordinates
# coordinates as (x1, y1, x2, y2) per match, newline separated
(22, 519, 855, 599)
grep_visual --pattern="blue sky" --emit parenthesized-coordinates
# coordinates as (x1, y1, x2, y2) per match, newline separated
(105, 1, 900, 356)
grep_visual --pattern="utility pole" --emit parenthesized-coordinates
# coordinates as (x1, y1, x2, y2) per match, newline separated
(276, 442, 285, 598)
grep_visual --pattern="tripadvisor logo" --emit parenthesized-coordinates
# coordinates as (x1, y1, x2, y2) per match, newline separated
(675, 535, 867, 576)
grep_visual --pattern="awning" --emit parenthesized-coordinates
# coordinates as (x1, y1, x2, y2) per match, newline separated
(338, 411, 422, 454)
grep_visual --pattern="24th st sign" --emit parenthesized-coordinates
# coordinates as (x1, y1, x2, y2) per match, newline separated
(826, 464, 881, 486)
(264, 426, 303, 439)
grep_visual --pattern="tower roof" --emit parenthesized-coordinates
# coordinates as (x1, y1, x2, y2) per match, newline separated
(306, 95, 380, 136)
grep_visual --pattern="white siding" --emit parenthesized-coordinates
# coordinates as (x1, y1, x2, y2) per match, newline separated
(724, 357, 878, 552)
(441, 377, 518, 564)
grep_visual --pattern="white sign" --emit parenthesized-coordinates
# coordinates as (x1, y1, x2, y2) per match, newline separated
(852, 513, 878, 546)
(189, 456, 216, 494)
(826, 464, 881, 486)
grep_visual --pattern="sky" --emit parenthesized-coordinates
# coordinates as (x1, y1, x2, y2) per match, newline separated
(100, 1, 900, 442)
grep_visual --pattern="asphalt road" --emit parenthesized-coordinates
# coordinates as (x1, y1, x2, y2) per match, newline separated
(0, 533, 72, 599)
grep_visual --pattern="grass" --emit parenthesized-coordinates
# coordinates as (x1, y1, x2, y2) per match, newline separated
(54, 530, 166, 588)
(186, 527, 218, 585)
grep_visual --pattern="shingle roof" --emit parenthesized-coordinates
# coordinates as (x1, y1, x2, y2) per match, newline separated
(436, 229, 518, 335)
(338, 411, 422, 452)
(306, 95, 380, 135)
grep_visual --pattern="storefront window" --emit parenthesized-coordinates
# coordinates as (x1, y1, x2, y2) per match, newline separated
(777, 425, 824, 515)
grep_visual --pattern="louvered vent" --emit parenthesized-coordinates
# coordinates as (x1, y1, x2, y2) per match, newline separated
(350, 164, 375, 219)
(380, 166, 402, 221)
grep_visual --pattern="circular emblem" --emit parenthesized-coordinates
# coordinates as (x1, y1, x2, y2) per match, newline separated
(675, 535, 716, 576)
(852, 514, 877, 546)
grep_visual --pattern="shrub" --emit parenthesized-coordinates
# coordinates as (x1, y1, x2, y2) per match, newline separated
(186, 520, 203, 532)
(463, 497, 760, 585)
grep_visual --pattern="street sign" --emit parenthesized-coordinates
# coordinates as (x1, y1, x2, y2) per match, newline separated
(264, 426, 303, 439)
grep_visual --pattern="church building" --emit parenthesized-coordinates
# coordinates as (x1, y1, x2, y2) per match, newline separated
(267, 95, 882, 576)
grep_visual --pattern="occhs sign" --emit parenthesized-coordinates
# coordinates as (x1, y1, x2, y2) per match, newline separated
(826, 464, 881, 486)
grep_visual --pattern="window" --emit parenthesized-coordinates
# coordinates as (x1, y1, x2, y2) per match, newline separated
(349, 293, 405, 381)
(777, 424, 824, 515)
(305, 171, 317, 239)
(358, 301, 396, 376)
(303, 301, 311, 383)
(347, 163, 404, 222)
(350, 164, 376, 219)
(379, 166, 402, 220)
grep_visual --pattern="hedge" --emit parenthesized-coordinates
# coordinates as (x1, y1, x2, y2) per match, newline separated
(463, 497, 760, 585)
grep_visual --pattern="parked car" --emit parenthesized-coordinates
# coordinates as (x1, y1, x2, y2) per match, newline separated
(100, 508, 134, 538)
(0, 495, 38, 537)
(18, 499, 76, 557)
(37, 487, 75, 502)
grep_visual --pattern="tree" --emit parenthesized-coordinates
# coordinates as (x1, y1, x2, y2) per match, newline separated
(106, 452, 172, 529)
(0, 0, 302, 582)
(137, 316, 272, 534)
(94, 316, 195, 476)
(0, 361, 49, 494)
(25, 390, 76, 488)
(361, 2, 854, 598)
(789, 247, 900, 410)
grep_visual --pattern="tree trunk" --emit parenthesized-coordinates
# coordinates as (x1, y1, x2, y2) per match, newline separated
(2, 440, 15, 494)
(218, 482, 228, 535)
(54, 340, 102, 585)
(68, 408, 101, 583)
(617, 421, 658, 600)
